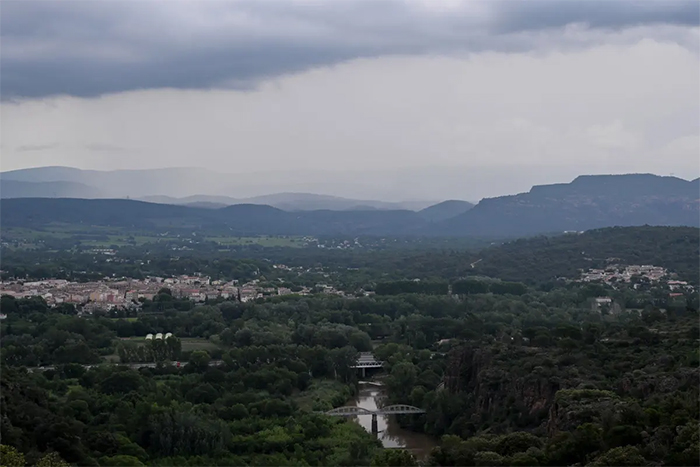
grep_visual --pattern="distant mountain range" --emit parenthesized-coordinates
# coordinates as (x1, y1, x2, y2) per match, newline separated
(418, 200, 475, 222)
(1, 173, 697, 237)
(442, 174, 699, 236)
(0, 167, 441, 211)
(0, 180, 102, 199)
(137, 193, 442, 212)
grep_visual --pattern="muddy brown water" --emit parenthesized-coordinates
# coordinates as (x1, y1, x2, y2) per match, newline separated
(348, 382, 438, 460)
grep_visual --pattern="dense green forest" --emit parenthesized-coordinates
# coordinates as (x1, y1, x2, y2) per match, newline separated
(2, 285, 699, 465)
(1, 226, 699, 466)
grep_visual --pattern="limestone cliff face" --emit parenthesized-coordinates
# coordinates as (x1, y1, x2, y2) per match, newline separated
(444, 346, 562, 430)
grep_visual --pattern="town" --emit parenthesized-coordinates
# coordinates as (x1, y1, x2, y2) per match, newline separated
(579, 263, 693, 290)
(0, 273, 347, 314)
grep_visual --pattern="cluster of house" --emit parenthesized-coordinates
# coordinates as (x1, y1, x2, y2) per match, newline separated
(579, 264, 669, 284)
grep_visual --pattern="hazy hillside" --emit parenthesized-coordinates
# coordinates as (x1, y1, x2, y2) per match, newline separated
(1, 166, 225, 198)
(239, 193, 431, 211)
(2, 174, 697, 238)
(139, 195, 240, 206)
(473, 225, 700, 284)
(419, 200, 474, 222)
(2, 167, 435, 210)
(1, 166, 88, 183)
(0, 198, 427, 236)
(0, 180, 104, 199)
(0, 166, 437, 207)
(140, 193, 434, 211)
(440, 174, 700, 237)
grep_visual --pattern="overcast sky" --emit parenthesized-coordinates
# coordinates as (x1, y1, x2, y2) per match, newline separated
(1, 0, 699, 200)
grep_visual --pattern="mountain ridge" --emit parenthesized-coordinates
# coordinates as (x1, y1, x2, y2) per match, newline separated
(442, 173, 699, 236)
(1, 168, 437, 211)
(0, 180, 103, 199)
(2, 173, 698, 237)
(418, 200, 475, 222)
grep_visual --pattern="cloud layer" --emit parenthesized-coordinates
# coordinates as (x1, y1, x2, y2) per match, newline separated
(3, 35, 698, 200)
(2, 0, 698, 98)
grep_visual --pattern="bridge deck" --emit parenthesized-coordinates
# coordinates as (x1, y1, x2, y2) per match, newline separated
(350, 352, 384, 368)
(320, 404, 426, 416)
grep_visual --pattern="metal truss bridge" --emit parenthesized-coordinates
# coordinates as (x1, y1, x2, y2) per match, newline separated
(321, 404, 425, 417)
(349, 352, 384, 369)
(318, 404, 425, 434)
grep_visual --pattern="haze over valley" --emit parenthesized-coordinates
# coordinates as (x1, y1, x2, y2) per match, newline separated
(1, 2, 699, 467)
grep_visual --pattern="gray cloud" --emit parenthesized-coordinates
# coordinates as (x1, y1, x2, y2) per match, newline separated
(16, 143, 58, 152)
(491, 0, 700, 33)
(1, 0, 698, 99)
(84, 143, 127, 152)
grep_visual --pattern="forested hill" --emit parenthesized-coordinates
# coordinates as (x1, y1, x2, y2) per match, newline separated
(314, 226, 699, 285)
(473, 226, 700, 285)
(0, 198, 423, 236)
(442, 174, 699, 237)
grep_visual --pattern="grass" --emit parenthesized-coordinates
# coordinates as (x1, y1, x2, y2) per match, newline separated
(117, 336, 220, 350)
(106, 336, 221, 362)
(180, 338, 221, 352)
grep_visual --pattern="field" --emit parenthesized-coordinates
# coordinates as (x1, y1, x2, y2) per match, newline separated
(179, 337, 221, 352)
(1, 225, 307, 248)
(105, 336, 222, 362)
(119, 336, 220, 350)
(205, 235, 305, 247)
(1, 225, 165, 248)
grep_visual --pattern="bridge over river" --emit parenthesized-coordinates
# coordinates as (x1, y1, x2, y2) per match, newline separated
(350, 352, 384, 377)
(318, 404, 426, 434)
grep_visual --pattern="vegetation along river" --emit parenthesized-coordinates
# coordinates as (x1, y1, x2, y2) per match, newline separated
(349, 382, 438, 460)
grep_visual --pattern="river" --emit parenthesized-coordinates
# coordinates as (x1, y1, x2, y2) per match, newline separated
(348, 382, 438, 460)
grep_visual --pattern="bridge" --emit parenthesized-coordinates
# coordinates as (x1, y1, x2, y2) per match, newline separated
(319, 404, 426, 434)
(350, 352, 384, 376)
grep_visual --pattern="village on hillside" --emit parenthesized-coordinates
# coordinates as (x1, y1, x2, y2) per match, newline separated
(578, 263, 693, 290)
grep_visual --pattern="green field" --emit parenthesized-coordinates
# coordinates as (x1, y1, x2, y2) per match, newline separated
(205, 235, 305, 247)
(119, 336, 218, 349)
(107, 336, 221, 361)
(1, 225, 164, 247)
(180, 337, 221, 352)
(1, 225, 306, 249)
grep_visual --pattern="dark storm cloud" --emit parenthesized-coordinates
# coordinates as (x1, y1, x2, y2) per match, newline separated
(491, 0, 700, 33)
(1, 0, 698, 99)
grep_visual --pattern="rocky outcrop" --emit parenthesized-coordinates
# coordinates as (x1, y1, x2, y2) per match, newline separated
(546, 389, 624, 435)
(619, 367, 700, 399)
(444, 346, 562, 428)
